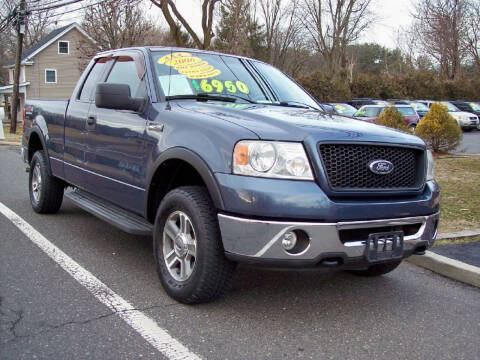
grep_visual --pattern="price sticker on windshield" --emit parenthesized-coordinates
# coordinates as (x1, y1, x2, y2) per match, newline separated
(191, 79, 250, 94)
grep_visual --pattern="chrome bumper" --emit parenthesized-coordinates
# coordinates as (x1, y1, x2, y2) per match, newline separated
(218, 212, 439, 263)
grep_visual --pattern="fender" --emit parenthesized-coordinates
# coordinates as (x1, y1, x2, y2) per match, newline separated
(28, 125, 52, 175)
(145, 147, 225, 216)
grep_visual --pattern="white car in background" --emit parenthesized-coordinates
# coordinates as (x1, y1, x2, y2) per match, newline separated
(419, 100, 479, 131)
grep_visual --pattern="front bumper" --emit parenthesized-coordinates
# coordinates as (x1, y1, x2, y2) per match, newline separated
(459, 119, 479, 129)
(219, 212, 439, 269)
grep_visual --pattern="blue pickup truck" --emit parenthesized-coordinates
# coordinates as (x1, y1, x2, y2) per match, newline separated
(22, 47, 440, 303)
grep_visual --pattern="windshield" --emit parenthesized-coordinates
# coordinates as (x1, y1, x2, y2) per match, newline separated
(355, 106, 384, 117)
(410, 102, 429, 111)
(332, 103, 357, 116)
(439, 102, 459, 112)
(395, 106, 417, 116)
(151, 51, 320, 109)
(470, 102, 480, 111)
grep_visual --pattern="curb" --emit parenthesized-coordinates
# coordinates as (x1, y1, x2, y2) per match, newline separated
(436, 229, 480, 240)
(406, 250, 480, 288)
(0, 141, 21, 146)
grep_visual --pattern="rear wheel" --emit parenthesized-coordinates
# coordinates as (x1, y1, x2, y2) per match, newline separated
(29, 151, 64, 214)
(153, 186, 236, 304)
(349, 260, 402, 277)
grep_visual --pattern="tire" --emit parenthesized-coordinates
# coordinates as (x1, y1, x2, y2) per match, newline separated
(349, 260, 402, 277)
(153, 186, 236, 304)
(29, 151, 64, 214)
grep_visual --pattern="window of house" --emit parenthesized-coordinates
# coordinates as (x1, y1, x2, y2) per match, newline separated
(58, 41, 69, 54)
(45, 69, 57, 83)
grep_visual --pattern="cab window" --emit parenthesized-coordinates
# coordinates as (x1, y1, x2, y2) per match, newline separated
(106, 56, 146, 98)
(79, 57, 108, 102)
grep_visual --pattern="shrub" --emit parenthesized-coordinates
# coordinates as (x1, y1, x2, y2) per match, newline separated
(296, 71, 351, 101)
(375, 106, 409, 132)
(415, 103, 462, 153)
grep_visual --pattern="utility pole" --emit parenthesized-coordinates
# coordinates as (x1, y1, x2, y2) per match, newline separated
(10, 0, 27, 134)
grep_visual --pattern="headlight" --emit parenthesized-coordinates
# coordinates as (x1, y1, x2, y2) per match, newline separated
(426, 149, 434, 181)
(233, 140, 314, 180)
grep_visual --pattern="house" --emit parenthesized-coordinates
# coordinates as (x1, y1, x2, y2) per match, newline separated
(1, 23, 95, 123)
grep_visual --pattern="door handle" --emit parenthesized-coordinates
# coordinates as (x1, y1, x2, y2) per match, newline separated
(147, 122, 164, 132)
(87, 116, 96, 126)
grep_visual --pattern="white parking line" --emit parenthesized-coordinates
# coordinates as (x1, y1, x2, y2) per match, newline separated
(0, 202, 201, 360)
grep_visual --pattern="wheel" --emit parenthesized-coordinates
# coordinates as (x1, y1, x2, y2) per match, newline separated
(408, 124, 416, 133)
(29, 151, 64, 214)
(349, 260, 402, 277)
(153, 186, 236, 304)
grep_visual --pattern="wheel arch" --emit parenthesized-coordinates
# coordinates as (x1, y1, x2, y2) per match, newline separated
(28, 127, 51, 175)
(145, 147, 225, 223)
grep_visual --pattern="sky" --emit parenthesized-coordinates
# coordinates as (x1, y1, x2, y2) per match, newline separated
(362, 0, 415, 48)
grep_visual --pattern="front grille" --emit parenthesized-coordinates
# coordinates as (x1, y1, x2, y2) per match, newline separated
(318, 143, 424, 191)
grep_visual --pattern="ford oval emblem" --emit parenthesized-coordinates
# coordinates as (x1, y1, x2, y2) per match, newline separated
(368, 160, 394, 175)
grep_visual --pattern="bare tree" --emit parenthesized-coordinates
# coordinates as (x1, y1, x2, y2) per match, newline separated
(79, 0, 162, 69)
(151, 0, 221, 49)
(412, 0, 469, 79)
(298, 0, 374, 75)
(465, 0, 480, 72)
(0, 0, 56, 60)
(259, 0, 306, 73)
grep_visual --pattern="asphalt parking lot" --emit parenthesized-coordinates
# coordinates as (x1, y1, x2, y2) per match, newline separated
(1, 146, 479, 360)
(453, 131, 480, 154)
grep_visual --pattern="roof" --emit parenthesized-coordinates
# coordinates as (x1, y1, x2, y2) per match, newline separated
(4, 23, 95, 67)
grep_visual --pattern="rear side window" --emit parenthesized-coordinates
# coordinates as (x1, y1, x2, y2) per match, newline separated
(106, 56, 144, 97)
(79, 58, 108, 101)
(396, 107, 416, 116)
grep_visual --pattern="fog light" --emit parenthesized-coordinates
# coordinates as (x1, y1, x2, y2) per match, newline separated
(282, 231, 297, 251)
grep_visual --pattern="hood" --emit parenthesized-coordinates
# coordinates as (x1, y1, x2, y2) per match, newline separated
(175, 100, 425, 147)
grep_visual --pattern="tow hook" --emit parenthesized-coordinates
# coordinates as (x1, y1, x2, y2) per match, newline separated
(320, 258, 342, 267)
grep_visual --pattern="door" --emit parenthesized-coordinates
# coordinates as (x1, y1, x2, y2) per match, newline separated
(83, 53, 149, 214)
(64, 57, 109, 189)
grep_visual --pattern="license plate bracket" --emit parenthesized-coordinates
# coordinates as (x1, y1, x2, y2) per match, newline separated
(364, 231, 404, 263)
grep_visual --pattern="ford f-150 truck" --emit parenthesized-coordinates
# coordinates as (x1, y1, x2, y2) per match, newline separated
(22, 47, 440, 304)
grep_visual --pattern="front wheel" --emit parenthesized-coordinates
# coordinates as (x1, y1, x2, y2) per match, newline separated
(349, 260, 402, 277)
(29, 151, 64, 214)
(153, 186, 236, 304)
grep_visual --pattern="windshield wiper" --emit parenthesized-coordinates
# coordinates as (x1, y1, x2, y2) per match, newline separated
(265, 100, 318, 110)
(166, 93, 257, 104)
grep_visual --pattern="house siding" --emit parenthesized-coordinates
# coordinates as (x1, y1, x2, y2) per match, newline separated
(25, 28, 88, 99)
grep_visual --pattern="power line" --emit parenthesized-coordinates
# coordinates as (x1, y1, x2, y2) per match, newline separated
(38, 0, 109, 18)
(29, 0, 85, 12)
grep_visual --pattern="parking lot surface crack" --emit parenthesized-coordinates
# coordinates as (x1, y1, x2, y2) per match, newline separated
(1, 303, 168, 345)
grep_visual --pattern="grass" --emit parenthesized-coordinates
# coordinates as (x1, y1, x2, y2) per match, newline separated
(435, 155, 480, 233)
(1, 123, 22, 143)
(434, 235, 480, 247)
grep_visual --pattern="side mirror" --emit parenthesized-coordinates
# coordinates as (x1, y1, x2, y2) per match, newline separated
(95, 83, 144, 112)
